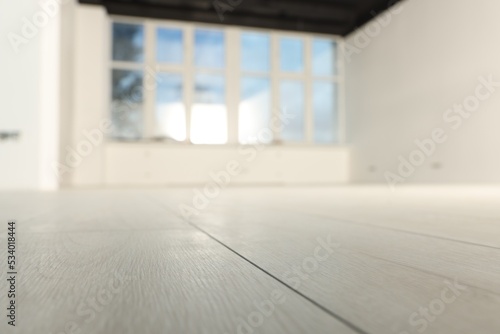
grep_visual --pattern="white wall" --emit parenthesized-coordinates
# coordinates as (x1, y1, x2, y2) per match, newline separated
(66, 4, 350, 187)
(0, 0, 61, 190)
(59, 0, 76, 187)
(346, 0, 500, 183)
(69, 4, 108, 186)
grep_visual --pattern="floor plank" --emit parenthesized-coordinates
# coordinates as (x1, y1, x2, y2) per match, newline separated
(1, 187, 500, 334)
(0, 191, 358, 334)
(151, 187, 500, 334)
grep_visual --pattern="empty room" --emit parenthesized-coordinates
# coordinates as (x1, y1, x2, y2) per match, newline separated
(1, 0, 499, 333)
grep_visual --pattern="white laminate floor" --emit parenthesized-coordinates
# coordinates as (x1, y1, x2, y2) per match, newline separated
(0, 186, 499, 334)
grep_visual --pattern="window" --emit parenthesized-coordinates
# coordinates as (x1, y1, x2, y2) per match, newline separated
(240, 77, 271, 144)
(110, 20, 343, 144)
(313, 39, 337, 76)
(279, 37, 303, 72)
(155, 73, 185, 141)
(156, 28, 183, 64)
(239, 32, 271, 144)
(111, 22, 144, 139)
(194, 29, 225, 69)
(192, 74, 227, 144)
(280, 80, 305, 142)
(313, 81, 337, 143)
(241, 32, 270, 72)
(192, 29, 227, 144)
(312, 38, 338, 144)
(112, 23, 144, 62)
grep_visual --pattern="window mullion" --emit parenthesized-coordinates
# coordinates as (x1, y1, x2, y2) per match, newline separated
(271, 32, 281, 143)
(184, 24, 194, 143)
(226, 27, 240, 145)
(143, 21, 156, 139)
(305, 36, 313, 144)
(337, 39, 346, 144)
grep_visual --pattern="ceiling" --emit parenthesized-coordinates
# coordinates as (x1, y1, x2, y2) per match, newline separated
(80, 0, 403, 36)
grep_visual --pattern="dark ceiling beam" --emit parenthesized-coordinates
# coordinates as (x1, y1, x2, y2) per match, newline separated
(100, 0, 353, 35)
(106, 0, 356, 23)
(235, 0, 356, 22)
(80, 0, 102, 4)
(347, 0, 404, 35)
(79, 0, 400, 36)
(141, 0, 356, 12)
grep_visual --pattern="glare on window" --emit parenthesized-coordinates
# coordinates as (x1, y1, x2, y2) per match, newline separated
(155, 73, 186, 141)
(191, 74, 227, 144)
(239, 77, 272, 144)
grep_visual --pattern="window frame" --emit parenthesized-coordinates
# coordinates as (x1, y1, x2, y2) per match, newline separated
(108, 15, 345, 146)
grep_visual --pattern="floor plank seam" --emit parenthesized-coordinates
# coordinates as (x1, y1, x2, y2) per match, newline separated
(267, 205, 500, 250)
(357, 250, 500, 297)
(151, 199, 370, 334)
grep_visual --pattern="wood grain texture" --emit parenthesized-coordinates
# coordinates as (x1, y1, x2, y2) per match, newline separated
(0, 191, 357, 334)
(1, 187, 500, 334)
(151, 186, 500, 334)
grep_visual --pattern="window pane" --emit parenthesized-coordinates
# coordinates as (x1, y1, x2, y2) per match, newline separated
(157, 28, 183, 64)
(111, 69, 143, 139)
(313, 39, 337, 76)
(239, 77, 271, 144)
(241, 32, 270, 72)
(155, 73, 186, 141)
(280, 37, 303, 72)
(314, 82, 337, 143)
(191, 74, 227, 144)
(112, 23, 144, 62)
(195, 29, 224, 69)
(279, 80, 304, 142)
